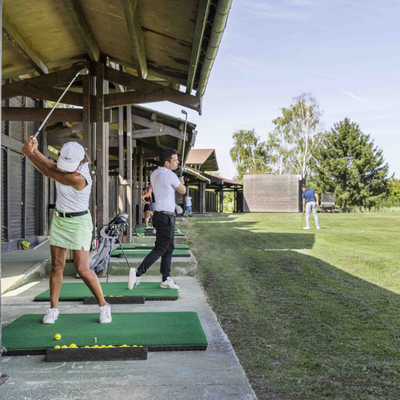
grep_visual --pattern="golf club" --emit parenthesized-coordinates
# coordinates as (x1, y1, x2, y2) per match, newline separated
(300, 211, 305, 229)
(22, 67, 90, 158)
(180, 109, 188, 178)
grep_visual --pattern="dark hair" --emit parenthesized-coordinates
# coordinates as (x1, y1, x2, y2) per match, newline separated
(160, 148, 177, 166)
(302, 185, 307, 189)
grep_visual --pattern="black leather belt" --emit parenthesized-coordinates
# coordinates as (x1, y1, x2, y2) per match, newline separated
(55, 209, 89, 218)
(155, 211, 175, 216)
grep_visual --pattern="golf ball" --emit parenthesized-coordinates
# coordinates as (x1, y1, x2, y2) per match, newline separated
(54, 334, 61, 340)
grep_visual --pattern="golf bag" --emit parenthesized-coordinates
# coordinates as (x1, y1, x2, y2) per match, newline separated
(88, 213, 129, 275)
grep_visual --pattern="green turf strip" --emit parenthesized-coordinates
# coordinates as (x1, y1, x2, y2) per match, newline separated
(2, 312, 208, 350)
(119, 244, 190, 250)
(34, 282, 178, 301)
(111, 249, 191, 258)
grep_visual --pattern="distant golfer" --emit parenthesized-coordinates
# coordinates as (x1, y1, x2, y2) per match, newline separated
(21, 138, 111, 324)
(185, 194, 193, 217)
(133, 148, 186, 289)
(302, 185, 320, 229)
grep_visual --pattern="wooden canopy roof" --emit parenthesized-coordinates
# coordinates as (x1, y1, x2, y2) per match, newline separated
(186, 148, 218, 171)
(2, 0, 232, 101)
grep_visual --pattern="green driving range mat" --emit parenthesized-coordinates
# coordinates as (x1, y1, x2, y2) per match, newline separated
(111, 249, 191, 258)
(2, 312, 208, 355)
(34, 282, 178, 302)
(133, 228, 185, 237)
(118, 244, 190, 250)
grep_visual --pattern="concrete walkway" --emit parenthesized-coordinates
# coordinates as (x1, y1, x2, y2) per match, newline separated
(1, 275, 257, 400)
(1, 240, 50, 295)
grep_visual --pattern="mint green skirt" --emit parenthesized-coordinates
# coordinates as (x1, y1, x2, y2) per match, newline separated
(50, 211, 93, 251)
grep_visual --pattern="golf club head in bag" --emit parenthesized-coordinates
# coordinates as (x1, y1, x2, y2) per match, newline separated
(88, 213, 129, 276)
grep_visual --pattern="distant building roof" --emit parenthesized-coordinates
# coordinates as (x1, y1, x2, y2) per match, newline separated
(186, 149, 219, 171)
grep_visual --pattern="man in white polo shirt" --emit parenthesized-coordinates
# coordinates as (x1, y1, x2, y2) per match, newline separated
(134, 148, 186, 289)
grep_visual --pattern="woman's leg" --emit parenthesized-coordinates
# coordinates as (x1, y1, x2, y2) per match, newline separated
(73, 248, 106, 307)
(145, 210, 150, 227)
(149, 211, 153, 227)
(49, 245, 68, 309)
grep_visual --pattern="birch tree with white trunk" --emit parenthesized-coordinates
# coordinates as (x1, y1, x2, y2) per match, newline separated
(267, 93, 325, 178)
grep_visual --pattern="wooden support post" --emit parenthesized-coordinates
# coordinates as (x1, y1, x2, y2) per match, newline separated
(38, 100, 49, 235)
(144, 161, 148, 188)
(199, 182, 206, 214)
(138, 147, 144, 227)
(81, 68, 95, 232)
(95, 62, 108, 228)
(126, 105, 133, 243)
(132, 146, 138, 227)
(118, 106, 124, 214)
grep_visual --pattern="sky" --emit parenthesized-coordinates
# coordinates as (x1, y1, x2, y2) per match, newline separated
(146, 0, 400, 180)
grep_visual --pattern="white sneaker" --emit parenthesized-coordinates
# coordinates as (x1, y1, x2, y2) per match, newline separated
(153, 229, 156, 234)
(42, 308, 60, 324)
(99, 303, 112, 323)
(145, 226, 152, 230)
(303, 227, 310, 230)
(317, 227, 321, 229)
(160, 277, 179, 289)
(128, 268, 137, 290)
(134, 276, 141, 288)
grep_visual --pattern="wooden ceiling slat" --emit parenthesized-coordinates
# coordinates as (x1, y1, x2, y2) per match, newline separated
(122, 0, 147, 79)
(2, 18, 48, 75)
(186, 0, 211, 93)
(61, 0, 100, 62)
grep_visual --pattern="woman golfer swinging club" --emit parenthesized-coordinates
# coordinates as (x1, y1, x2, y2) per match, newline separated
(21, 137, 112, 324)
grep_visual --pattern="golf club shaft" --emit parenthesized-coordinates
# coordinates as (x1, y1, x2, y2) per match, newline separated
(180, 114, 188, 178)
(22, 71, 82, 159)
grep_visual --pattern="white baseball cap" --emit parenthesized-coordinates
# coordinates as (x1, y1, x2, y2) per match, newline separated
(57, 142, 85, 172)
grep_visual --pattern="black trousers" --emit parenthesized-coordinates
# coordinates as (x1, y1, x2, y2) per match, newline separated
(136, 212, 175, 281)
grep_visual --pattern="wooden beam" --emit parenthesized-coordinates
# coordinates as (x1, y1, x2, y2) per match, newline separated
(151, 113, 162, 148)
(3, 83, 83, 106)
(47, 137, 83, 147)
(95, 62, 108, 227)
(47, 124, 83, 140)
(2, 64, 86, 100)
(130, 114, 185, 139)
(2, 107, 111, 123)
(118, 106, 124, 214)
(2, 17, 48, 75)
(126, 104, 133, 242)
(105, 89, 167, 108)
(104, 66, 201, 112)
(2, 107, 82, 122)
(1, 133, 22, 153)
(122, 0, 147, 79)
(61, 0, 100, 62)
(186, 0, 211, 93)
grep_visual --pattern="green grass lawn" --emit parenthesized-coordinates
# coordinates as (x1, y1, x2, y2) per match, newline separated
(179, 213, 400, 400)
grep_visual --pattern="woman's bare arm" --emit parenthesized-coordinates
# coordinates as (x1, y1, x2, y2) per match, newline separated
(22, 137, 86, 190)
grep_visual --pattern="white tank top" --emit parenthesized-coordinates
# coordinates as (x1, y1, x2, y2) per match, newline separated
(55, 163, 92, 212)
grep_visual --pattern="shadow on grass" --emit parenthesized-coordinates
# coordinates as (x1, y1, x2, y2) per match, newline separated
(182, 215, 400, 400)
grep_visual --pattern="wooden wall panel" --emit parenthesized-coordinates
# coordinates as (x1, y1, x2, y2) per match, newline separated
(243, 175, 302, 213)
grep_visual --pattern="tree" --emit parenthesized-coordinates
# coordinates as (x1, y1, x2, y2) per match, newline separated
(388, 177, 400, 201)
(310, 118, 390, 211)
(267, 93, 325, 178)
(230, 129, 272, 181)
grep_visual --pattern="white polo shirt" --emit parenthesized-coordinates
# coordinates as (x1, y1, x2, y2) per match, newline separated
(150, 167, 181, 213)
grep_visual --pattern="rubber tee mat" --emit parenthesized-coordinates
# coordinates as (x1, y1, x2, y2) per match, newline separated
(2, 312, 208, 355)
(34, 282, 178, 302)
